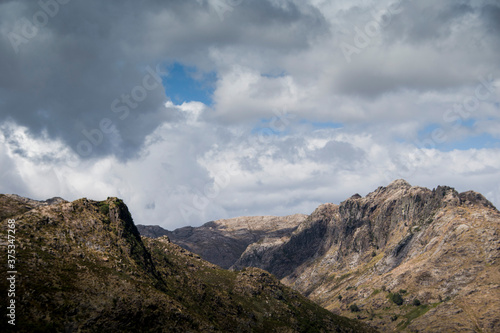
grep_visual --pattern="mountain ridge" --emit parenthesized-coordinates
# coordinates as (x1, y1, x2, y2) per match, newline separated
(142, 180, 500, 332)
(0, 194, 374, 332)
(137, 214, 308, 269)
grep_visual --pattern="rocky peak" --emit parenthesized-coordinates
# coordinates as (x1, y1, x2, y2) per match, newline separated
(129, 180, 500, 332)
(136, 224, 171, 238)
(0, 194, 68, 221)
(4, 193, 67, 207)
(227, 181, 500, 332)
(387, 178, 412, 189)
(308, 203, 338, 221)
(459, 190, 497, 209)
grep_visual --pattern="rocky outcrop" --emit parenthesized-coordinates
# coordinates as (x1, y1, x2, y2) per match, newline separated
(138, 214, 307, 269)
(145, 180, 499, 332)
(240, 180, 500, 332)
(0, 196, 374, 332)
(232, 204, 336, 278)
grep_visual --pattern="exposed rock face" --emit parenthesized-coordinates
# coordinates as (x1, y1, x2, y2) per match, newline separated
(144, 180, 500, 332)
(0, 195, 374, 332)
(248, 180, 500, 332)
(138, 214, 307, 269)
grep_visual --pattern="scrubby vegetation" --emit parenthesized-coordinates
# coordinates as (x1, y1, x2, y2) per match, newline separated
(0, 195, 377, 333)
(388, 292, 404, 306)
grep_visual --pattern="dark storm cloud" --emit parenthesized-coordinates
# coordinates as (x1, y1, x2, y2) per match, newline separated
(0, 0, 327, 160)
(481, 4, 500, 39)
(0, 0, 176, 159)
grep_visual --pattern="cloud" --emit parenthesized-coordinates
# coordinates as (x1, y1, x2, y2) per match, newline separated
(2, 111, 500, 229)
(0, 0, 499, 228)
(0, 0, 327, 160)
(1, 1, 498, 139)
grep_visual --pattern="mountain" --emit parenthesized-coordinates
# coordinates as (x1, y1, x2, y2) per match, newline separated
(137, 214, 307, 269)
(0, 194, 66, 221)
(0, 194, 375, 333)
(149, 180, 500, 332)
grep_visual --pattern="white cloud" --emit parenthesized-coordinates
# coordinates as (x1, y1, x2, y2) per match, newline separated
(1, 116, 499, 229)
(1, 0, 499, 229)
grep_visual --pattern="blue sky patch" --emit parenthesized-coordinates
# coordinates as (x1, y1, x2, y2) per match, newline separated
(250, 118, 343, 137)
(438, 133, 500, 151)
(251, 116, 292, 136)
(415, 124, 500, 151)
(299, 119, 343, 129)
(162, 63, 216, 106)
(419, 119, 477, 138)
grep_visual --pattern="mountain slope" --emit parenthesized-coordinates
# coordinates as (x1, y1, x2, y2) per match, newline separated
(0, 194, 66, 221)
(241, 180, 500, 332)
(271, 180, 500, 332)
(137, 214, 307, 269)
(0, 194, 375, 332)
(146, 180, 500, 332)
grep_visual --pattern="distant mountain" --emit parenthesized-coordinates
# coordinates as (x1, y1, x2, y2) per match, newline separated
(137, 214, 307, 269)
(147, 180, 500, 332)
(0, 194, 374, 332)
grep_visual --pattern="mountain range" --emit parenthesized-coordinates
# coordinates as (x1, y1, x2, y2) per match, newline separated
(0, 193, 374, 332)
(138, 180, 500, 332)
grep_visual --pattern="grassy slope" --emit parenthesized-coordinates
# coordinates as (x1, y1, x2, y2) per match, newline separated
(0, 196, 377, 332)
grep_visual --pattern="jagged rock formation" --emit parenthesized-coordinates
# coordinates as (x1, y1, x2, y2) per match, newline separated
(137, 214, 307, 269)
(242, 180, 500, 332)
(0, 194, 374, 332)
(146, 180, 500, 332)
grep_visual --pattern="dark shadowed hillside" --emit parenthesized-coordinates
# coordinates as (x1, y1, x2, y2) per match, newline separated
(137, 214, 307, 269)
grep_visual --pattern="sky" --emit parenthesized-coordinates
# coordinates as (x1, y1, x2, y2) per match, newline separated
(0, 0, 499, 229)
